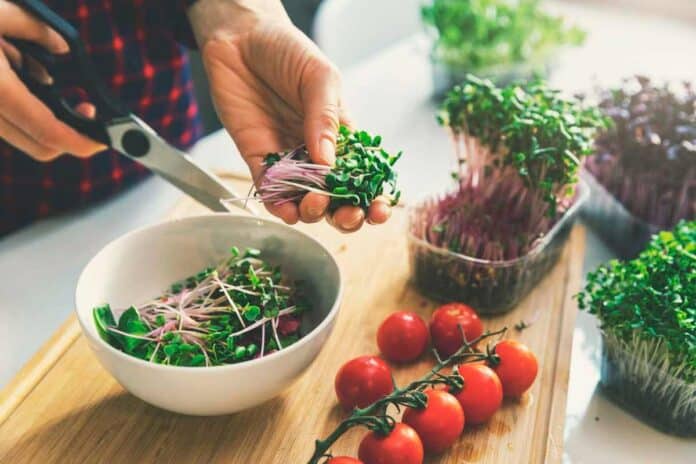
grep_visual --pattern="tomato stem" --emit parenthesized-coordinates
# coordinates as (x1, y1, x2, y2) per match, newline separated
(307, 327, 508, 463)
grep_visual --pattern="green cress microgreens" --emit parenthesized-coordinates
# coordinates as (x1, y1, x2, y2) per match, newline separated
(578, 221, 696, 383)
(93, 247, 310, 367)
(439, 75, 608, 213)
(257, 125, 402, 211)
(308, 328, 507, 464)
(421, 0, 585, 73)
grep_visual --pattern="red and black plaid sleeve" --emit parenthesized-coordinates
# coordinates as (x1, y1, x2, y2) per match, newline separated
(0, 0, 204, 236)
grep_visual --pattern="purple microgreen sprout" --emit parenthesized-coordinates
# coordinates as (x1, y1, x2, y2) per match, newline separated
(92, 247, 310, 367)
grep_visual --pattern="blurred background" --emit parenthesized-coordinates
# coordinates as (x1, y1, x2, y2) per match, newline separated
(190, 0, 696, 134)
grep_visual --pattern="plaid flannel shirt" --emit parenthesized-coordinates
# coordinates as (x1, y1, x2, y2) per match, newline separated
(0, 0, 203, 236)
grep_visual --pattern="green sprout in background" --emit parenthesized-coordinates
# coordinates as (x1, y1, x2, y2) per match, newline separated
(421, 0, 585, 75)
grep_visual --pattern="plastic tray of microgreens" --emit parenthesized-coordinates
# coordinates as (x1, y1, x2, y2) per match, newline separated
(581, 172, 661, 259)
(407, 182, 589, 315)
(579, 220, 696, 436)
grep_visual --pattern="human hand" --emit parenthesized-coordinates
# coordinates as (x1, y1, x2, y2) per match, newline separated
(0, 1, 103, 161)
(188, 0, 391, 231)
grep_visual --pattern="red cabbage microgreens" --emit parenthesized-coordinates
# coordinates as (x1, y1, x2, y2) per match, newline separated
(257, 125, 402, 211)
(588, 76, 696, 228)
(415, 75, 606, 260)
(92, 247, 310, 367)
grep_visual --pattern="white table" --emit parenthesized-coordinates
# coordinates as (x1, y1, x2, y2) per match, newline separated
(1, 1, 694, 462)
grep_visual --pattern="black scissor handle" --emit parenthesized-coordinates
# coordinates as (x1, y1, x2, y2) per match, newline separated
(7, 0, 129, 144)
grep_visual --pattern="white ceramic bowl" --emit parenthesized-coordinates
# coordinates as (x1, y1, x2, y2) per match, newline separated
(75, 214, 342, 415)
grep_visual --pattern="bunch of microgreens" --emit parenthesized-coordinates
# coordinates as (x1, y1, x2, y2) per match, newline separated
(93, 247, 310, 367)
(308, 328, 507, 464)
(588, 76, 696, 228)
(421, 0, 585, 75)
(256, 125, 401, 211)
(578, 220, 696, 383)
(413, 75, 607, 260)
(578, 220, 696, 434)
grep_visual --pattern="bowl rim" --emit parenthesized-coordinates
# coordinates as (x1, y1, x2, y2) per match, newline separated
(406, 179, 589, 268)
(75, 212, 343, 372)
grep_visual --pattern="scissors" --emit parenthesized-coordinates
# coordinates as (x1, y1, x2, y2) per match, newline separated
(6, 0, 256, 214)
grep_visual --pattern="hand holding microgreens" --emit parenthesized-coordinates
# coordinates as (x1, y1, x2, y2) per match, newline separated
(256, 125, 402, 212)
(93, 247, 310, 366)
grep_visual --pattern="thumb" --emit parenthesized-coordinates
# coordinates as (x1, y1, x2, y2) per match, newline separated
(301, 59, 342, 166)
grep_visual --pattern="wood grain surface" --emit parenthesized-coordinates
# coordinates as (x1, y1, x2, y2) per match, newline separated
(0, 175, 585, 464)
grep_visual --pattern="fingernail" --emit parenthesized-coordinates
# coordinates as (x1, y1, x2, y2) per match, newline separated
(320, 138, 336, 166)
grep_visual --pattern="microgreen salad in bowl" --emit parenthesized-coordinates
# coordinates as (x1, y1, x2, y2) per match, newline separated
(254, 125, 401, 211)
(76, 214, 341, 415)
(421, 0, 585, 94)
(578, 220, 696, 436)
(583, 76, 696, 258)
(93, 247, 310, 367)
(408, 76, 606, 312)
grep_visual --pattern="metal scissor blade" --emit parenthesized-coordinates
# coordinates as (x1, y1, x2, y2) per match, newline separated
(106, 116, 257, 214)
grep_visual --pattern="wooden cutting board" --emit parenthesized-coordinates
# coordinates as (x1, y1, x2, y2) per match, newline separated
(0, 174, 585, 464)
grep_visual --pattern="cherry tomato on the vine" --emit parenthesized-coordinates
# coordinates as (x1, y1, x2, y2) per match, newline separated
(358, 423, 424, 464)
(335, 355, 393, 410)
(490, 340, 538, 397)
(326, 457, 364, 464)
(377, 311, 429, 363)
(402, 389, 465, 453)
(451, 363, 503, 425)
(429, 303, 483, 357)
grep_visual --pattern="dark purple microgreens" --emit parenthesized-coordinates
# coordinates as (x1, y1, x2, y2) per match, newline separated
(588, 76, 696, 228)
(257, 125, 402, 212)
(92, 247, 310, 367)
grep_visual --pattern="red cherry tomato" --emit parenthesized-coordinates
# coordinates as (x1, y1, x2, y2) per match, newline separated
(429, 303, 483, 357)
(490, 340, 538, 397)
(402, 389, 465, 453)
(335, 356, 393, 410)
(451, 363, 503, 425)
(326, 457, 364, 464)
(377, 311, 429, 362)
(358, 423, 424, 464)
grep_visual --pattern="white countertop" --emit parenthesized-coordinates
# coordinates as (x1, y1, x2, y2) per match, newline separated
(1, 2, 694, 462)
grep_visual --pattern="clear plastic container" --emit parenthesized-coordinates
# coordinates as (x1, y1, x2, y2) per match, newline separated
(581, 172, 660, 260)
(600, 333, 696, 437)
(407, 182, 588, 315)
(430, 52, 556, 98)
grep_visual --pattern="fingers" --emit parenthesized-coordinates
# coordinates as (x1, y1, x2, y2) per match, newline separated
(367, 196, 392, 225)
(0, 2, 69, 53)
(330, 206, 365, 233)
(0, 52, 104, 160)
(265, 201, 299, 225)
(0, 114, 59, 161)
(74, 102, 97, 119)
(301, 59, 342, 167)
(299, 192, 330, 223)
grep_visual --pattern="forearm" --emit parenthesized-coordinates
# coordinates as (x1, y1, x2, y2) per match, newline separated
(187, 0, 290, 46)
